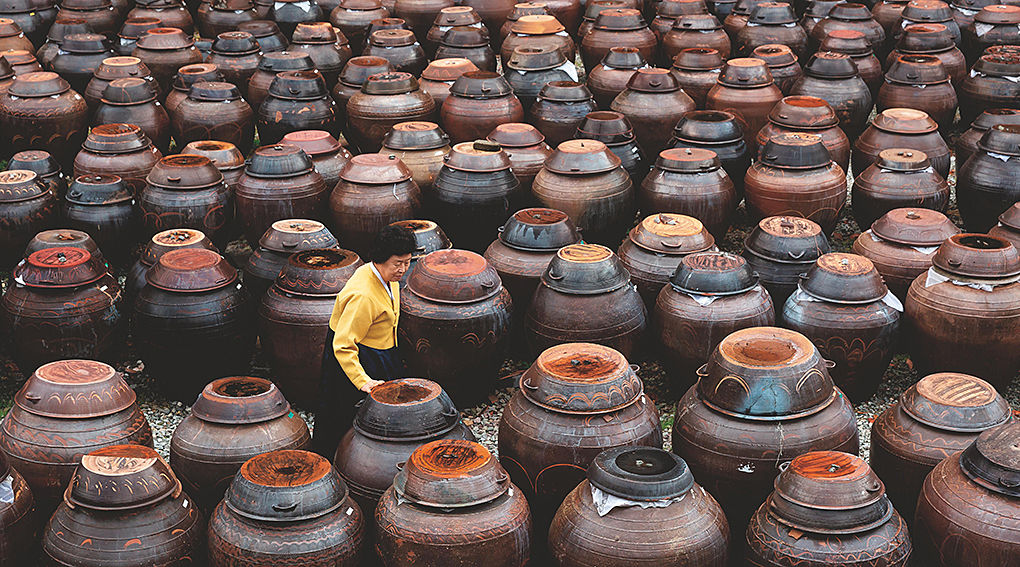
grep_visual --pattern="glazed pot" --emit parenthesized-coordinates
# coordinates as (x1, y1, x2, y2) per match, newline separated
(957, 108, 1020, 166)
(92, 76, 170, 154)
(125, 228, 218, 308)
(348, 71, 436, 151)
(420, 57, 479, 108)
(878, 53, 958, 131)
(172, 81, 254, 155)
(83, 55, 159, 115)
(639, 148, 736, 239)
(244, 218, 338, 301)
(435, 25, 496, 73)
(736, 2, 809, 57)
(611, 68, 695, 160)
(238, 19, 290, 51)
(330, 0, 390, 55)
(500, 13, 574, 63)
(820, 28, 884, 97)
(0, 169, 58, 268)
(529, 80, 597, 148)
(267, 0, 323, 36)
(290, 22, 353, 89)
(959, 52, 1020, 125)
(49, 32, 114, 96)
(382, 121, 451, 193)
(236, 143, 328, 246)
(247, 51, 315, 110)
(36, 18, 94, 69)
(854, 107, 950, 177)
(331, 153, 422, 258)
(742, 215, 831, 310)
(887, 23, 966, 87)
(7, 149, 65, 199)
(990, 202, 1020, 250)
(587, 46, 650, 109)
(789, 51, 874, 142)
(363, 28, 427, 76)
(852, 148, 949, 229)
(669, 109, 751, 196)
(751, 44, 804, 95)
(503, 45, 576, 113)
(331, 54, 393, 117)
(140, 154, 234, 246)
(581, 8, 658, 71)
(180, 140, 246, 194)
(662, 13, 730, 62)
(258, 70, 341, 146)
(0, 72, 88, 171)
(61, 174, 137, 263)
(800, 0, 845, 38)
(573, 110, 648, 184)
(810, 2, 886, 55)
(114, 17, 161, 56)
(131, 27, 204, 95)
(651, 0, 710, 39)
(164, 62, 222, 117)
(441, 71, 524, 144)
(707, 57, 784, 156)
(957, 124, 1020, 232)
(487, 122, 553, 193)
(756, 94, 851, 172)
(197, 0, 258, 38)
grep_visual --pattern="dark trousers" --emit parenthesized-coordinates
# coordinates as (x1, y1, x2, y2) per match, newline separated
(312, 328, 405, 461)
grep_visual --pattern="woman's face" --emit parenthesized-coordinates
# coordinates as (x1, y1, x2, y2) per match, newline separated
(376, 253, 413, 282)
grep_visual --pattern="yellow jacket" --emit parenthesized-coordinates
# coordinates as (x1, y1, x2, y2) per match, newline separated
(328, 263, 399, 390)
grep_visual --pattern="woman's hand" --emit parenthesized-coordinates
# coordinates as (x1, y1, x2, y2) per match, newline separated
(360, 379, 384, 393)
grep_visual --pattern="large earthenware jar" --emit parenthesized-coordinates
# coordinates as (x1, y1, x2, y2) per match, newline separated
(420, 57, 478, 108)
(573, 110, 647, 184)
(382, 121, 451, 194)
(639, 148, 737, 240)
(330, 0, 390, 55)
(756, 95, 850, 173)
(503, 46, 573, 112)
(581, 8, 657, 71)
(49, 33, 115, 98)
(131, 27, 204, 95)
(258, 70, 341, 146)
(789, 51, 874, 142)
(281, 129, 352, 191)
(878, 53, 958, 132)
(990, 202, 1020, 249)
(0, 72, 88, 170)
(820, 28, 884, 96)
(126, 228, 217, 307)
(170, 376, 313, 513)
(501, 14, 574, 64)
(197, 0, 258, 38)
(742, 216, 831, 310)
(61, 174, 137, 263)
(0, 445, 38, 565)
(441, 71, 524, 144)
(115, 17, 161, 56)
(957, 124, 1020, 233)
(206, 30, 261, 98)
(487, 123, 553, 194)
(669, 47, 724, 108)
(92, 77, 170, 154)
(852, 148, 949, 229)
(669, 109, 751, 196)
(435, 24, 496, 72)
(164, 62, 222, 117)
(0, 360, 152, 516)
(810, 2, 886, 54)
(289, 23, 352, 90)
(7, 149, 65, 200)
(347, 71, 436, 152)
(854, 107, 950, 177)
(959, 53, 1020, 125)
(888, 23, 965, 87)
(800, 0, 842, 36)
(587, 46, 650, 109)
(611, 68, 695, 160)
(140, 154, 233, 246)
(529, 81, 597, 148)
(236, 143, 328, 246)
(330, 153, 421, 258)
(72, 123, 161, 199)
(0, 169, 57, 268)
(663, 13, 730, 60)
(737, 2, 809, 57)
(172, 81, 255, 155)
(363, 28, 428, 75)
(245, 220, 338, 301)
(707, 58, 784, 156)
(956, 108, 1020, 167)
(752, 44, 804, 95)
(247, 51, 314, 110)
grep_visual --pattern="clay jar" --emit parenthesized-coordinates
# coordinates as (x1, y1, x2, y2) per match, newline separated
(258, 70, 340, 146)
(870, 372, 1011, 526)
(578, 0, 627, 38)
(810, 2, 886, 55)
(611, 68, 694, 161)
(639, 149, 736, 239)
(0, 359, 152, 516)
(878, 53, 958, 132)
(0, 169, 57, 268)
(574, 110, 648, 184)
(83, 56, 159, 116)
(581, 8, 657, 71)
(115, 17, 161, 56)
(382, 121, 452, 193)
(348, 71, 436, 151)
(171, 83, 253, 156)
(72, 124, 160, 199)
(246, 52, 313, 111)
(852, 148, 949, 229)
(436, 25, 497, 73)
(58, 0, 118, 39)
(170, 376, 313, 513)
(751, 44, 804, 96)
(330, 0, 390, 55)
(500, 14, 575, 63)
(37, 19, 94, 69)
(49, 33, 115, 97)
(131, 27, 204, 95)
(128, 0, 195, 34)
(587, 46, 649, 109)
(363, 28, 427, 76)
(197, 0, 258, 38)
(963, 5, 1020, 63)
(651, 0, 709, 39)
(789, 51, 874, 142)
(181, 140, 246, 193)
(722, 0, 764, 37)
(244, 218, 338, 301)
(420, 57, 478, 108)
(888, 23, 966, 87)
(236, 144, 328, 246)
(0, 72, 88, 171)
(139, 154, 234, 247)
(671, 327, 859, 547)
(957, 124, 1020, 232)
(0, 444, 38, 565)
(525, 244, 647, 356)
(820, 28, 884, 98)
(7, 149, 65, 200)
(205, 31, 260, 99)
(290, 22, 353, 89)
(959, 53, 1020, 125)
(669, 109, 751, 196)
(331, 55, 392, 117)
(956, 108, 1020, 166)
(441, 71, 524, 144)
(756, 95, 851, 172)
(529, 81, 597, 148)
(164, 62, 222, 118)
(266, 0, 323, 36)
(707, 58, 784, 156)
(742, 215, 831, 311)
(662, 13, 730, 62)
(989, 203, 1020, 249)
(487, 122, 553, 193)
(854, 107, 950, 178)
(238, 19, 289, 51)
(654, 251, 774, 391)
(895, 0, 961, 47)
(503, 46, 575, 113)
(92, 77, 169, 155)
(331, 153, 422, 258)
(852, 208, 960, 300)
(283, 129, 352, 191)
(736, 2, 809, 58)
(62, 174, 137, 263)
(874, 0, 909, 35)
(745, 132, 848, 235)
(398, 249, 513, 405)
(0, 17, 35, 54)
(126, 228, 218, 306)
(532, 140, 635, 246)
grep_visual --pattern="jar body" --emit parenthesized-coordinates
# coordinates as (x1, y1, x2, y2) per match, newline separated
(530, 98, 599, 149)
(852, 230, 934, 301)
(736, 23, 809, 59)
(852, 168, 950, 230)
(581, 28, 658, 73)
(428, 168, 523, 254)
(73, 146, 163, 198)
(348, 91, 436, 152)
(756, 121, 850, 173)
(611, 89, 696, 161)
(330, 179, 422, 259)
(531, 167, 635, 248)
(588, 65, 643, 110)
(789, 74, 874, 141)
(959, 74, 1020, 125)
(956, 151, 1020, 233)
(662, 29, 732, 62)
(384, 146, 451, 194)
(258, 95, 340, 147)
(853, 127, 951, 179)
(235, 172, 329, 247)
(638, 166, 736, 240)
(441, 94, 524, 145)
(171, 97, 255, 155)
(525, 284, 647, 358)
(0, 90, 89, 170)
(62, 201, 138, 264)
(669, 68, 721, 109)
(706, 83, 784, 156)
(0, 191, 58, 268)
(744, 161, 848, 235)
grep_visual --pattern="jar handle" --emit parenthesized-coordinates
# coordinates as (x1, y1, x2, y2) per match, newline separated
(481, 280, 495, 288)
(63, 482, 76, 510)
(999, 473, 1020, 488)
(396, 461, 406, 471)
(495, 473, 508, 484)
(630, 363, 640, 373)
(442, 408, 458, 417)
(787, 250, 805, 260)
(23, 393, 40, 402)
(167, 176, 181, 183)
(522, 378, 538, 390)
(547, 271, 564, 280)
(660, 240, 682, 248)
(272, 502, 299, 512)
(947, 259, 962, 267)
(696, 363, 709, 378)
(778, 460, 791, 472)
(824, 359, 836, 369)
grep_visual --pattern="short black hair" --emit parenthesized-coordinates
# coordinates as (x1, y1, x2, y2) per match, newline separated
(370, 224, 417, 263)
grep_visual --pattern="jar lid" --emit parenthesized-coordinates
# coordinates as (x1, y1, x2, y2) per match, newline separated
(895, 23, 954, 53)
(101, 77, 156, 104)
(537, 80, 591, 102)
(362, 71, 419, 95)
(0, 56, 11, 81)
(871, 208, 958, 246)
(381, 122, 449, 152)
(672, 110, 744, 143)
(17, 247, 107, 288)
(819, 28, 873, 55)
(670, 251, 758, 295)
(434, 5, 481, 25)
(211, 0, 254, 10)
(66, 174, 132, 205)
(506, 45, 566, 71)
(440, 25, 490, 47)
(393, 440, 510, 507)
(511, 13, 565, 33)
(135, 27, 195, 50)
(657, 0, 708, 17)
(211, 30, 260, 55)
(61, 32, 111, 53)
(370, 28, 416, 46)
(655, 147, 720, 172)
(338, 55, 393, 86)
(339, 152, 412, 183)
(182, 140, 246, 171)
(521, 342, 642, 413)
(587, 447, 693, 501)
(973, 53, 1020, 77)
(69, 446, 180, 511)
(698, 327, 836, 419)
(93, 56, 152, 83)
(259, 219, 337, 252)
(828, 1, 874, 19)
(959, 422, 1020, 497)
(280, 130, 342, 156)
(191, 376, 291, 424)
(172, 63, 223, 92)
(246, 144, 314, 178)
(141, 229, 217, 266)
(268, 70, 329, 99)
(748, 1, 797, 23)
(119, 17, 161, 40)
(900, 373, 1011, 433)
(1000, 202, 1020, 231)
(594, 8, 648, 30)
(718, 57, 774, 87)
(16, 360, 135, 419)
(8, 151, 60, 183)
(407, 249, 503, 303)
(625, 68, 680, 93)
(542, 243, 632, 294)
(147, 154, 224, 190)
(584, 0, 627, 20)
(744, 216, 831, 264)
(354, 378, 461, 440)
(575, 111, 634, 144)
(671, 47, 724, 70)
(257, 51, 315, 73)
(61, 0, 113, 9)
(450, 70, 514, 98)
(8, 71, 69, 97)
(804, 0, 846, 18)
(544, 139, 622, 174)
(508, 2, 550, 21)
(292, 22, 338, 44)
(46, 18, 93, 43)
(23, 231, 104, 264)
(931, 233, 1020, 278)
(752, 44, 798, 67)
(0, 169, 51, 203)
(731, 0, 767, 15)
(872, 148, 930, 171)
(3, 50, 40, 70)
(803, 51, 858, 78)
(671, 12, 722, 29)
(444, 140, 513, 172)
(975, 4, 1020, 24)
(768, 96, 839, 129)
(758, 132, 832, 169)
(629, 212, 715, 254)
(276, 248, 362, 296)
(225, 450, 349, 521)
(340, 0, 383, 7)
(971, 108, 1020, 132)
(870, 107, 938, 133)
(488, 122, 546, 147)
(902, 0, 953, 21)
(979, 123, 1020, 156)
(146, 248, 238, 291)
(799, 253, 888, 304)
(391, 219, 452, 259)
(601, 46, 647, 69)
(188, 80, 241, 101)
(498, 208, 580, 251)
(885, 53, 949, 84)
(421, 58, 478, 82)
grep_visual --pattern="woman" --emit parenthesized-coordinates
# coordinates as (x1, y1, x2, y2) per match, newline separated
(313, 224, 416, 459)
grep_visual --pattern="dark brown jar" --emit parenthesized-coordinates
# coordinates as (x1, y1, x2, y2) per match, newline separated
(503, 46, 575, 113)
(244, 218, 337, 300)
(18, 228, 106, 268)
(957, 124, 1020, 232)
(0, 169, 58, 268)
(874, 0, 909, 35)
(574, 110, 648, 184)
(707, 58, 784, 156)
(751, 44, 803, 96)
(83, 56, 160, 116)
(398, 249, 513, 405)
(420, 57, 478, 108)
(114, 17, 161, 56)
(581, 8, 657, 71)
(0, 360, 152, 516)
(332, 56, 392, 119)
(37, 18, 94, 69)
(362, 17, 412, 48)
(871, 372, 1011, 529)
(247, 51, 314, 111)
(441, 71, 524, 144)
(533, 140, 635, 246)
(587, 46, 649, 110)
(820, 28, 884, 97)
(801, 0, 844, 49)
(49, 32, 115, 97)
(651, 0, 709, 39)
(2, 49, 41, 76)
(991, 202, 1020, 249)
(722, 0, 765, 38)
(181, 140, 246, 193)
(662, 13, 730, 62)
(895, 0, 961, 46)
(639, 149, 736, 240)
(62, 174, 137, 263)
(526, 244, 647, 356)
(529, 81, 597, 148)
(134, 248, 256, 401)
(236, 144, 328, 246)
(957, 108, 1020, 166)
(618, 212, 716, 309)
(238, 19, 290, 52)
(963, 5, 1020, 64)
(172, 82, 254, 155)
(810, 2, 886, 54)
(854, 107, 950, 177)
(330, 0, 390, 56)
(742, 215, 831, 309)
(959, 53, 1020, 125)
(951, 0, 1005, 32)
(500, 13, 574, 63)
(487, 122, 553, 193)
(58, 0, 118, 38)
(170, 376, 313, 512)
(290, 22, 353, 90)
(258, 70, 340, 146)
(382, 121, 451, 193)
(266, 0, 323, 36)
(0, 72, 88, 171)
(853, 148, 949, 229)
(363, 28, 427, 75)
(0, 445, 39, 565)
(672, 327, 859, 547)
(905, 233, 1020, 392)
(164, 62, 222, 117)
(577, 0, 627, 38)
(393, 0, 453, 40)
(878, 53, 958, 131)
(8, 149, 65, 201)
(283, 129, 352, 191)
(331, 153, 421, 258)
(654, 251, 774, 390)
(426, 6, 484, 58)
(436, 25, 497, 72)
(376, 440, 530, 567)
(500, 1, 551, 44)
(853, 208, 959, 300)
(129, 0, 195, 34)
(745, 132, 847, 234)
(737, 2, 809, 58)
(888, 23, 966, 87)
(206, 31, 261, 99)
(140, 154, 234, 246)
(611, 68, 694, 161)
(43, 445, 205, 567)
(348, 71, 436, 151)
(126, 227, 217, 307)
(756, 95, 850, 172)
(669, 109, 750, 196)
(197, 0, 258, 38)
(92, 77, 170, 154)
(789, 51, 874, 142)
(131, 27, 204, 95)
(499, 343, 662, 540)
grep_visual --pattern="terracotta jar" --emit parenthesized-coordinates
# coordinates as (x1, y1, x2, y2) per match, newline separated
(529, 81, 597, 148)
(441, 71, 524, 144)
(736, 2, 809, 58)
(587, 46, 648, 109)
(957, 124, 1020, 232)
(114, 17, 161, 56)
(651, 0, 709, 38)
(83, 56, 159, 115)
(540, 0, 583, 40)
(852, 148, 949, 229)
(499, 342, 662, 540)
(503, 46, 575, 113)
(962, 5, 1020, 63)
(290, 22, 353, 89)
(62, 174, 137, 262)
(905, 233, 1020, 392)
(501, 14, 574, 63)
(197, 0, 258, 38)
(959, 53, 1020, 125)
(991, 202, 1020, 249)
(376, 440, 530, 567)
(581, 8, 657, 71)
(244, 218, 337, 301)
(707, 58, 784, 156)
(0, 18, 36, 54)
(0, 169, 56, 267)
(348, 71, 436, 151)
(878, 53, 957, 131)
(871, 372, 1011, 528)
(895, 0, 961, 46)
(382, 121, 451, 193)
(853, 208, 959, 300)
(741, 215, 831, 309)
(170, 376, 312, 513)
(37, 18, 94, 68)
(751, 44, 803, 95)
(951, 0, 1005, 31)
(420, 57, 478, 108)
(398, 249, 513, 405)
(669, 109, 751, 196)
(574, 110, 648, 183)
(526, 244, 647, 355)
(205, 30, 260, 99)
(362, 17, 413, 48)
(874, 0, 909, 34)
(618, 212, 716, 309)
(181, 140, 246, 193)
(7, 149, 65, 199)
(172, 82, 254, 155)
(392, 0, 450, 41)
(810, 2, 886, 55)
(283, 129, 351, 191)
(888, 23, 966, 87)
(331, 54, 393, 115)
(330, 0, 390, 55)
(0, 445, 38, 565)
(821, 28, 884, 97)
(639, 149, 736, 239)
(0, 360, 152, 516)
(2, 49, 42, 76)
(49, 32, 114, 97)
(745, 451, 912, 567)
(745, 132, 847, 234)
(363, 28, 427, 75)
(425, 6, 485, 56)
(0, 72, 88, 171)
(722, 0, 766, 37)
(800, 0, 842, 35)
(756, 95, 850, 173)
(238, 19, 290, 51)
(854, 107, 950, 177)
(140, 154, 233, 246)
(956, 108, 1020, 166)
(258, 70, 340, 146)
(487, 123, 553, 193)
(129, 0, 195, 33)
(164, 62, 222, 117)
(662, 13, 730, 62)
(671, 327, 859, 547)
(131, 27, 204, 95)
(533, 140, 635, 246)
(611, 68, 694, 161)
(500, 1, 551, 44)
(331, 153, 421, 258)
(789, 51, 874, 142)
(92, 77, 170, 154)
(654, 251, 774, 390)
(391, 218, 452, 285)
(577, 0, 627, 37)
(435, 25, 496, 72)
(266, 0, 323, 36)
(126, 228, 217, 306)
(58, 0, 118, 38)
(236, 144, 328, 246)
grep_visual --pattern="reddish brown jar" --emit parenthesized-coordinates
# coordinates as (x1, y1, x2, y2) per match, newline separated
(236, 144, 328, 246)
(284, 129, 352, 191)
(707, 58, 784, 156)
(0, 360, 152, 516)
(756, 95, 851, 172)
(888, 23, 966, 87)
(131, 27, 204, 95)
(879, 53, 958, 132)
(420, 57, 478, 108)
(503, 46, 575, 113)
(246, 217, 336, 299)
(0, 72, 88, 171)
(164, 62, 222, 118)
(854, 107, 951, 178)
(587, 46, 649, 109)
(170, 376, 313, 512)
(751, 44, 803, 96)
(529, 81, 597, 148)
(392, 218, 452, 282)
(0, 169, 57, 268)
(0, 17, 35, 53)
(83, 56, 160, 115)
(331, 153, 421, 258)
(205, 31, 261, 99)
(58, 0, 119, 39)
(789, 51, 874, 142)
(957, 124, 1020, 232)
(382, 121, 451, 193)
(810, 2, 886, 54)
(290, 22, 353, 89)
(581, 8, 657, 71)
(2, 49, 41, 76)
(92, 77, 170, 154)
(662, 13, 730, 62)
(487, 123, 553, 193)
(140, 154, 233, 246)
(126, 228, 218, 306)
(441, 71, 524, 144)
(742, 216, 832, 309)
(49, 33, 115, 98)
(172, 82, 254, 155)
(197, 0, 258, 38)
(874, 0, 909, 35)
(247, 51, 315, 110)
(990, 202, 1020, 249)
(348, 71, 436, 151)
(574, 110, 648, 183)
(610, 69, 694, 160)
(330, 0, 390, 55)
(115, 17, 162, 56)
(639, 149, 736, 239)
(618, 212, 716, 309)
(258, 70, 340, 146)
(7, 149, 65, 199)
(820, 28, 884, 98)
(957, 108, 1020, 166)
(393, 0, 451, 40)
(736, 2, 809, 58)
(181, 140, 246, 194)
(959, 53, 1020, 125)
(669, 48, 723, 109)
(62, 174, 137, 263)
(852, 148, 949, 229)
(363, 28, 427, 75)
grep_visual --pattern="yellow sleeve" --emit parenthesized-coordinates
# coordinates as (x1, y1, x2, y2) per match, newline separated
(331, 294, 377, 390)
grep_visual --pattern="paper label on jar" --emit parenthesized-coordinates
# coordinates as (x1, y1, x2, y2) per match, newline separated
(974, 22, 994, 36)
(590, 484, 686, 516)
(881, 290, 903, 312)
(988, 151, 1014, 162)
(555, 60, 579, 81)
